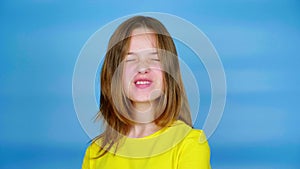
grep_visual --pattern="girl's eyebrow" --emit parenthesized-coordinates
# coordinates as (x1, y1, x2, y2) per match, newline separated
(127, 52, 135, 55)
(127, 50, 158, 55)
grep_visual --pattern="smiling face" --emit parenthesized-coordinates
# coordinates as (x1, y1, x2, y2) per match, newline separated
(122, 28, 164, 108)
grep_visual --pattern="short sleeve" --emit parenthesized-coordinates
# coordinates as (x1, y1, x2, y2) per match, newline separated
(177, 130, 211, 169)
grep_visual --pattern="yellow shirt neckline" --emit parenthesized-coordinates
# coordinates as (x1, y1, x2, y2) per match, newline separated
(100, 120, 192, 158)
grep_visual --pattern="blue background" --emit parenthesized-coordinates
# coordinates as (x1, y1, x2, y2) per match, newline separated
(1, 0, 299, 168)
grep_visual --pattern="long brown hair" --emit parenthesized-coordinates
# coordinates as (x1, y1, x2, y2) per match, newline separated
(93, 15, 192, 157)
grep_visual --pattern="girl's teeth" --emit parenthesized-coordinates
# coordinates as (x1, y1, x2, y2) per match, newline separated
(136, 81, 150, 85)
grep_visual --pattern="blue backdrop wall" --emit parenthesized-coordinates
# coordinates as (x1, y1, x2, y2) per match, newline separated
(0, 0, 299, 168)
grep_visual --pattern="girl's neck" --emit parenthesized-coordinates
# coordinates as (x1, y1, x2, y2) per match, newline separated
(128, 101, 161, 138)
(130, 101, 156, 123)
(127, 122, 161, 138)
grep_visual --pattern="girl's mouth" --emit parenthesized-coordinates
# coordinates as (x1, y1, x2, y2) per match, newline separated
(134, 79, 152, 89)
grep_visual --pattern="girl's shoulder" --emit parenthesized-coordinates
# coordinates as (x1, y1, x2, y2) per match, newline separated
(172, 121, 211, 169)
(173, 120, 208, 144)
(85, 140, 101, 156)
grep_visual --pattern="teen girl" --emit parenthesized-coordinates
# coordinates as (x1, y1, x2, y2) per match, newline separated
(82, 16, 211, 169)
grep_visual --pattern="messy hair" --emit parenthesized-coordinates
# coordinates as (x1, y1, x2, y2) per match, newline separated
(93, 16, 192, 157)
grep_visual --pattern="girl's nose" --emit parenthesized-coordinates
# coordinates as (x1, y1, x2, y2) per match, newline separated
(137, 59, 150, 74)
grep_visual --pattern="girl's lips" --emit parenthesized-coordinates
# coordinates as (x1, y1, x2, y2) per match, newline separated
(134, 79, 152, 89)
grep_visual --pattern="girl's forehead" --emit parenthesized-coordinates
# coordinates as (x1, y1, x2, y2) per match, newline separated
(131, 27, 156, 36)
(129, 29, 157, 52)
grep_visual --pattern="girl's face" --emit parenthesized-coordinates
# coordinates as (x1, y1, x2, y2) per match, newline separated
(122, 28, 164, 107)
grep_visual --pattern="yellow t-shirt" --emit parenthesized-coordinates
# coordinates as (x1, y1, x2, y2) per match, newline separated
(82, 120, 211, 169)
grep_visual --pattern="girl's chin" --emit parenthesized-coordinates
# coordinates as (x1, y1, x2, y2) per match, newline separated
(129, 90, 164, 102)
(130, 98, 156, 103)
(129, 95, 163, 103)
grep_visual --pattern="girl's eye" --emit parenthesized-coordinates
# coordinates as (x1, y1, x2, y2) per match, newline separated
(151, 58, 160, 62)
(125, 59, 136, 62)
(149, 52, 160, 61)
(125, 55, 137, 62)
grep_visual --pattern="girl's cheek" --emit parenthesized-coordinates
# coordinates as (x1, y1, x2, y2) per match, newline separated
(124, 68, 136, 82)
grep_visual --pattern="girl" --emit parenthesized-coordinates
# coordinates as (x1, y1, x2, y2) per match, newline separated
(82, 16, 211, 169)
